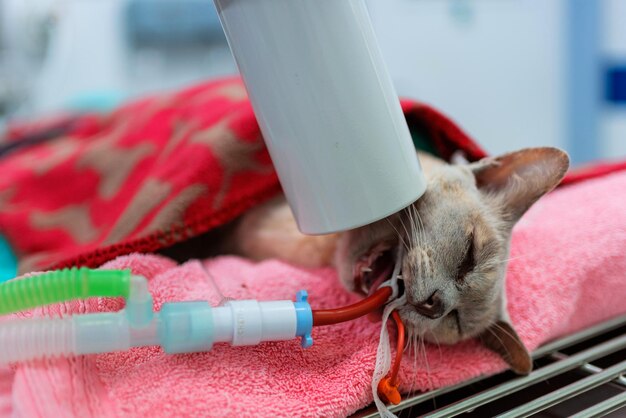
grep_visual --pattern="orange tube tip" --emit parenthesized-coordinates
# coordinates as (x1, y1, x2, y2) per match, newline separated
(377, 377, 401, 405)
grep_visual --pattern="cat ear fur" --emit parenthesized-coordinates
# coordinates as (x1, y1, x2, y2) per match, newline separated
(478, 317, 532, 375)
(469, 147, 569, 224)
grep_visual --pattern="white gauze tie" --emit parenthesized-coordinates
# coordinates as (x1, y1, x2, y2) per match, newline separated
(371, 246, 405, 418)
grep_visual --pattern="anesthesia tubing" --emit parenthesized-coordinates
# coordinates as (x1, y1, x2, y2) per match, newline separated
(0, 267, 397, 360)
(0, 266, 406, 403)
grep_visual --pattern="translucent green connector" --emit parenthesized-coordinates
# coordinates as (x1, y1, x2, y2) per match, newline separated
(0, 267, 131, 315)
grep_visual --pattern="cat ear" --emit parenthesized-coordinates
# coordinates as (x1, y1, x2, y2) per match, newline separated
(478, 318, 532, 375)
(469, 147, 569, 223)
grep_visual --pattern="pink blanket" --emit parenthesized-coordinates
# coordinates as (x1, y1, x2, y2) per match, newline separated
(2, 170, 626, 417)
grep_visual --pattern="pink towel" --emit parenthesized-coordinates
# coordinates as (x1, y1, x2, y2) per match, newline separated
(1, 170, 626, 418)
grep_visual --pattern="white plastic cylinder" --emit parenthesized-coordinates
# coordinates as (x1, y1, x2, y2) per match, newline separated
(0, 317, 75, 363)
(220, 300, 297, 346)
(213, 0, 426, 234)
(75, 313, 131, 354)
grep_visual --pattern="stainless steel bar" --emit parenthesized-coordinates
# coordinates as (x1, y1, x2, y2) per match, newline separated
(551, 353, 604, 374)
(496, 359, 626, 418)
(569, 392, 626, 418)
(533, 314, 626, 358)
(424, 334, 626, 418)
(550, 352, 626, 388)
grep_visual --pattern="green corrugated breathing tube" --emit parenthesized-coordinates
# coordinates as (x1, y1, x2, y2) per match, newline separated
(0, 267, 131, 315)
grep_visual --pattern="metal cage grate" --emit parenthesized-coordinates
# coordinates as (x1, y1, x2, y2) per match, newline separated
(353, 314, 626, 418)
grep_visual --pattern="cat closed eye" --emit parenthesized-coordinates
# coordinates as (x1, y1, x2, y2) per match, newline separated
(456, 235, 475, 283)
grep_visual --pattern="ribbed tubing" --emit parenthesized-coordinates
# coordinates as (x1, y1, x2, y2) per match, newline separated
(0, 317, 75, 363)
(0, 267, 131, 315)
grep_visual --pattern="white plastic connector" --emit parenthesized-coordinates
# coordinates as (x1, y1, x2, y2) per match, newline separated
(214, 300, 298, 346)
(126, 275, 154, 327)
(75, 312, 132, 354)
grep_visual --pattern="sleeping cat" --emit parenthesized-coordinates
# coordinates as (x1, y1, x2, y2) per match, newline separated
(214, 147, 570, 374)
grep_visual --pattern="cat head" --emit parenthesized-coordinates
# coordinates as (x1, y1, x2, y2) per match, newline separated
(335, 147, 569, 374)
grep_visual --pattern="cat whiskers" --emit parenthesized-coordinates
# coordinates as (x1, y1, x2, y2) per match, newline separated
(492, 322, 525, 352)
(385, 218, 410, 251)
(404, 205, 419, 244)
(427, 330, 444, 363)
(400, 207, 416, 246)
(405, 204, 420, 246)
(410, 205, 430, 290)
(403, 205, 430, 296)
(401, 206, 414, 243)
(489, 254, 528, 267)
(485, 322, 518, 363)
(453, 310, 464, 338)
(405, 328, 420, 417)
(419, 334, 436, 407)
(403, 326, 438, 414)
(412, 205, 427, 247)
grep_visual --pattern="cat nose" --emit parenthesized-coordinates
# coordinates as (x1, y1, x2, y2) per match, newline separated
(412, 291, 445, 319)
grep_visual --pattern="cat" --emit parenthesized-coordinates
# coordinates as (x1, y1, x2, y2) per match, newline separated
(188, 147, 570, 374)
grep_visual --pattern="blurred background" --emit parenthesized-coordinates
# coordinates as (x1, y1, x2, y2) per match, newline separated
(0, 0, 624, 165)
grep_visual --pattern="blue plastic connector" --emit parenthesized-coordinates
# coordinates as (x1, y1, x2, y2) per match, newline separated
(294, 290, 313, 348)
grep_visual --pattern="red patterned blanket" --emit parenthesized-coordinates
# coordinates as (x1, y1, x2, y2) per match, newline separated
(0, 77, 619, 273)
